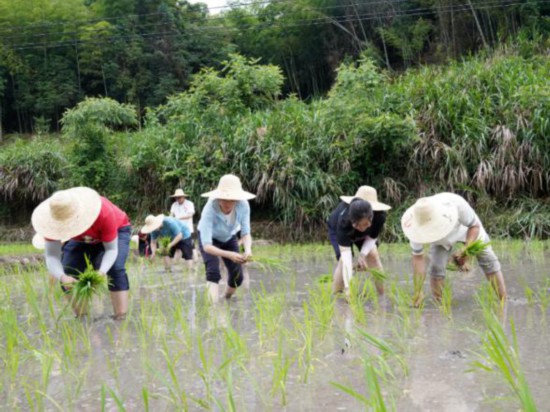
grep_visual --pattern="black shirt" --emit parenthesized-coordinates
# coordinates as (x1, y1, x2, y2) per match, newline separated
(327, 202, 386, 247)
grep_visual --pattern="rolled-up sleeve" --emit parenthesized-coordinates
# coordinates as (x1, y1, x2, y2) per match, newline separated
(410, 241, 424, 255)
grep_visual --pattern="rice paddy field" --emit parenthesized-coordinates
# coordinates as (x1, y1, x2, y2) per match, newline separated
(0, 241, 549, 411)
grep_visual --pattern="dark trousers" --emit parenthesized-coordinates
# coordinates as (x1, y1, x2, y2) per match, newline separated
(198, 234, 243, 288)
(169, 237, 193, 260)
(62, 226, 131, 291)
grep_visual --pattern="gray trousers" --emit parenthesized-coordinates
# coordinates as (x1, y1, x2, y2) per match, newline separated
(428, 243, 501, 278)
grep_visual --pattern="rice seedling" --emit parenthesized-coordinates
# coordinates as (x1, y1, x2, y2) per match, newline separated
(462, 240, 491, 257)
(469, 314, 537, 411)
(69, 264, 109, 311)
(157, 237, 172, 257)
(247, 255, 289, 273)
(270, 335, 293, 405)
(305, 282, 334, 337)
(438, 277, 454, 318)
(315, 273, 332, 284)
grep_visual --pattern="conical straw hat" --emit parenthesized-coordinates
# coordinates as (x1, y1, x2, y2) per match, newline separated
(31, 187, 101, 241)
(141, 214, 165, 234)
(401, 196, 458, 244)
(340, 186, 391, 211)
(201, 174, 256, 201)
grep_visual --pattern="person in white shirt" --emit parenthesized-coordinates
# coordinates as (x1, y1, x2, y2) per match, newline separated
(169, 188, 196, 262)
(401, 192, 506, 307)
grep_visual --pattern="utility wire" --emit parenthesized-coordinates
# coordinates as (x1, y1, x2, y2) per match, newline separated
(0, 0, 533, 33)
(2, 0, 541, 51)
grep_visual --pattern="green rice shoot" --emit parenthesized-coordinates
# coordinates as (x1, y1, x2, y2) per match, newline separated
(157, 236, 172, 256)
(71, 265, 108, 306)
(247, 255, 289, 273)
(369, 268, 389, 282)
(461, 240, 491, 257)
(316, 274, 332, 284)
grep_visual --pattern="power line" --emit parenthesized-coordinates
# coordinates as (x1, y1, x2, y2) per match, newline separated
(2, 0, 541, 51)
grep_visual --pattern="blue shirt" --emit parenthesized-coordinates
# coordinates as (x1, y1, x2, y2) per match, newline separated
(198, 199, 251, 245)
(151, 217, 191, 241)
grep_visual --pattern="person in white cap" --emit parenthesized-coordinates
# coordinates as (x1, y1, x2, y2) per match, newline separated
(401, 192, 507, 306)
(140, 214, 192, 270)
(197, 174, 256, 303)
(169, 188, 196, 259)
(31, 187, 132, 319)
(328, 186, 391, 296)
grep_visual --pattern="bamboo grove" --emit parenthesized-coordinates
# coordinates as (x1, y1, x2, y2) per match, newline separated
(0, 0, 548, 135)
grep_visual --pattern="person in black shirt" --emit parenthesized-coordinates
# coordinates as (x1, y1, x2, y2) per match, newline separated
(327, 186, 391, 296)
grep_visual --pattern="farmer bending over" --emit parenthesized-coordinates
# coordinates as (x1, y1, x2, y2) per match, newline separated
(32, 187, 131, 319)
(401, 192, 507, 307)
(328, 186, 391, 296)
(197, 174, 255, 303)
(141, 214, 192, 271)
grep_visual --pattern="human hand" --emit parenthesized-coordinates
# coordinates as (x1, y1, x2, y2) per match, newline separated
(452, 252, 470, 271)
(356, 254, 368, 271)
(60, 274, 77, 289)
(228, 252, 247, 264)
(242, 252, 253, 263)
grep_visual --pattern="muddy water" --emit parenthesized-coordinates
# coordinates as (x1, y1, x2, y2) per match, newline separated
(1, 243, 549, 411)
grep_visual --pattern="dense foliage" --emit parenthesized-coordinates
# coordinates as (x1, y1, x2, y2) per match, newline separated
(0, 0, 548, 135)
(1, 45, 549, 240)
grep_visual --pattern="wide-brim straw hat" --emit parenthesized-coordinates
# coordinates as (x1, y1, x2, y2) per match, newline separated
(32, 233, 46, 250)
(340, 186, 391, 211)
(31, 187, 102, 241)
(201, 174, 256, 201)
(141, 214, 164, 234)
(401, 196, 459, 244)
(170, 189, 187, 198)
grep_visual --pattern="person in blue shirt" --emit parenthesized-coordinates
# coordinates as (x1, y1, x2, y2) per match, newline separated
(141, 214, 192, 271)
(198, 174, 256, 303)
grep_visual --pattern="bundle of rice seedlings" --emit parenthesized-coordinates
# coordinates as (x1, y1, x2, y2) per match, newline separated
(369, 268, 389, 282)
(461, 239, 491, 257)
(246, 255, 288, 273)
(70, 266, 108, 306)
(157, 236, 172, 256)
(450, 240, 490, 271)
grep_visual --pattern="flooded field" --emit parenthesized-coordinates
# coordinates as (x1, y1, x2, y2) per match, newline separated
(1, 242, 549, 411)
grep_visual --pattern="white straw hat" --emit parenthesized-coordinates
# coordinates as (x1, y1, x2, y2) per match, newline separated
(31, 187, 102, 241)
(32, 233, 46, 250)
(170, 189, 187, 198)
(141, 214, 165, 234)
(201, 174, 256, 201)
(340, 186, 391, 211)
(401, 196, 459, 244)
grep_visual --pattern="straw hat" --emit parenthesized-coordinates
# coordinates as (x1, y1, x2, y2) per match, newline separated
(31, 187, 102, 241)
(340, 186, 391, 211)
(170, 189, 187, 198)
(141, 214, 165, 234)
(201, 174, 256, 201)
(401, 196, 459, 244)
(32, 233, 46, 250)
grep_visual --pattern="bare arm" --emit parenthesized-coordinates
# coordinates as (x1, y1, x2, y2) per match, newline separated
(241, 233, 252, 257)
(204, 244, 246, 263)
